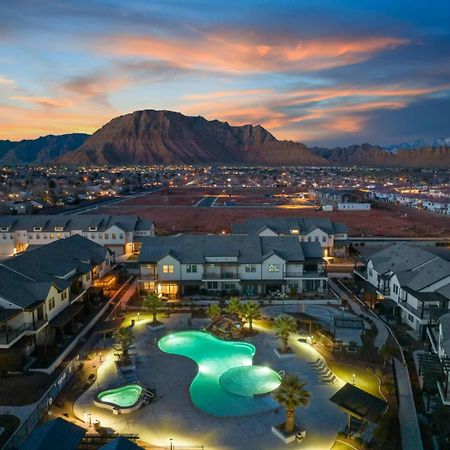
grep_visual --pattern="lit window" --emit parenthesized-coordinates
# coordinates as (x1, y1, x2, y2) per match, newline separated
(268, 264, 280, 272)
(163, 264, 174, 273)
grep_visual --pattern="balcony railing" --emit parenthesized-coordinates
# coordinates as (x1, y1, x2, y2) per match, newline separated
(283, 271, 326, 278)
(203, 271, 239, 280)
(0, 323, 34, 345)
(140, 273, 158, 281)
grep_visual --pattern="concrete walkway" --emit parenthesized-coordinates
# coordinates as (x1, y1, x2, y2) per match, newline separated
(329, 279, 389, 349)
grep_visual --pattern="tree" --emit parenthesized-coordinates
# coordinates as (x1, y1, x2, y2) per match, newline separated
(273, 314, 297, 353)
(380, 344, 396, 368)
(274, 373, 310, 434)
(207, 304, 222, 322)
(242, 301, 261, 333)
(113, 327, 135, 361)
(226, 297, 242, 317)
(143, 292, 164, 325)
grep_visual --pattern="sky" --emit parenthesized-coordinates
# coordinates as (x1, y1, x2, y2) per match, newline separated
(0, 0, 449, 146)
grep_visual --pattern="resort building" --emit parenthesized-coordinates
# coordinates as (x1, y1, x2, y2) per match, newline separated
(355, 243, 450, 339)
(138, 234, 326, 298)
(231, 217, 348, 257)
(0, 214, 154, 259)
(0, 235, 112, 372)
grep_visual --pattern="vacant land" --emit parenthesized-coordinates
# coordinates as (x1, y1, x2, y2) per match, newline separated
(95, 188, 450, 237)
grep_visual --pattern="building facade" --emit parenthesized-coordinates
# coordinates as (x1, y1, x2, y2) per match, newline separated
(0, 214, 154, 259)
(0, 235, 112, 371)
(231, 217, 348, 257)
(138, 234, 327, 298)
(355, 243, 450, 339)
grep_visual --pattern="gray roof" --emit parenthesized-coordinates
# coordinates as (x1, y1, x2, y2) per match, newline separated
(138, 234, 322, 264)
(369, 243, 438, 274)
(0, 235, 108, 309)
(369, 243, 450, 292)
(0, 214, 153, 233)
(99, 437, 142, 450)
(231, 217, 348, 236)
(20, 418, 86, 450)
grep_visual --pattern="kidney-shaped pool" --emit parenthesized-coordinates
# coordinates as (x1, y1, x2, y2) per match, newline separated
(158, 331, 280, 416)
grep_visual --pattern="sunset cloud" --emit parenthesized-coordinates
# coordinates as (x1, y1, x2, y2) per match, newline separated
(99, 31, 408, 74)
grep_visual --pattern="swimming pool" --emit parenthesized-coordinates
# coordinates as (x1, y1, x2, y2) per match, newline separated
(94, 384, 144, 413)
(158, 331, 279, 416)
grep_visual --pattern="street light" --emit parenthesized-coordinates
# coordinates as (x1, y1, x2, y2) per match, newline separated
(352, 373, 356, 385)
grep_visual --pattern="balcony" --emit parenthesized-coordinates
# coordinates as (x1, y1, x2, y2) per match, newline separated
(203, 271, 239, 280)
(140, 273, 158, 281)
(283, 271, 326, 279)
(0, 322, 35, 346)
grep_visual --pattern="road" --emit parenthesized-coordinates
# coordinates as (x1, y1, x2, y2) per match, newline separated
(195, 196, 217, 207)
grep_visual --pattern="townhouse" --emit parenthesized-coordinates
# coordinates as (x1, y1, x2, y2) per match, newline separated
(0, 214, 154, 259)
(138, 234, 326, 298)
(0, 235, 112, 371)
(231, 217, 349, 257)
(426, 310, 450, 406)
(355, 243, 450, 339)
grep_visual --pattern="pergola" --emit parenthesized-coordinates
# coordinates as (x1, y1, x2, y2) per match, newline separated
(330, 383, 388, 433)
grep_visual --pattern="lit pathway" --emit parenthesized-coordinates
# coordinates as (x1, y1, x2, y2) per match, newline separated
(329, 279, 389, 349)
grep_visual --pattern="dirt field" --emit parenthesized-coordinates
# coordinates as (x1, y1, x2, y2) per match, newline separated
(95, 189, 450, 236)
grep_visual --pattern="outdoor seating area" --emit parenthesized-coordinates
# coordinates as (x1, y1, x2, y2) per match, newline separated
(308, 357, 338, 384)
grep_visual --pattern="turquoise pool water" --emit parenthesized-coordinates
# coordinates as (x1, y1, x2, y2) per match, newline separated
(97, 384, 142, 408)
(158, 331, 279, 416)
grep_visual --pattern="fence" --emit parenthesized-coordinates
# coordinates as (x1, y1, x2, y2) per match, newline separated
(3, 332, 101, 450)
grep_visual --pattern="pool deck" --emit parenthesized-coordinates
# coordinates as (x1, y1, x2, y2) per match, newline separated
(74, 314, 347, 449)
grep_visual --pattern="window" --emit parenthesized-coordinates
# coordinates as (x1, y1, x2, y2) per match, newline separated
(111, 233, 117, 239)
(119, 233, 124, 239)
(322, 236, 327, 242)
(55, 227, 63, 232)
(307, 236, 312, 242)
(393, 284, 399, 294)
(186, 264, 197, 273)
(368, 269, 373, 277)
(207, 281, 218, 289)
(245, 265, 256, 273)
(224, 283, 235, 290)
(104, 233, 109, 239)
(36, 234, 40, 239)
(290, 229, 299, 235)
(91, 234, 95, 239)
(408, 314, 414, 323)
(62, 290, 67, 300)
(57, 233, 62, 239)
(163, 264, 174, 273)
(48, 297, 56, 310)
(89, 226, 97, 231)
(315, 236, 319, 242)
(33, 227, 42, 232)
(268, 264, 280, 272)
(49, 233, 54, 239)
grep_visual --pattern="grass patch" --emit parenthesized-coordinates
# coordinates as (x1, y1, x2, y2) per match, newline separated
(329, 362, 382, 398)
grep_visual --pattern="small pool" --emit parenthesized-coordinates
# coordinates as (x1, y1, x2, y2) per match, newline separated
(158, 331, 279, 416)
(219, 365, 281, 397)
(94, 384, 143, 413)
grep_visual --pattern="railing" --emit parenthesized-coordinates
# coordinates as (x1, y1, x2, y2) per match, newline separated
(140, 273, 158, 281)
(203, 272, 239, 280)
(0, 323, 35, 345)
(283, 271, 325, 278)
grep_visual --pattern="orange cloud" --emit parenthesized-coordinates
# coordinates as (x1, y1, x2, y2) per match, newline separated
(99, 31, 408, 73)
(11, 96, 73, 108)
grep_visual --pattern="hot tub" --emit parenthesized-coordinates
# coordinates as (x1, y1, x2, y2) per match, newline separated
(94, 384, 144, 414)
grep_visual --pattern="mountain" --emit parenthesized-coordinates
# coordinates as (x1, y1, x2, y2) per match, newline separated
(385, 137, 450, 153)
(311, 143, 450, 167)
(57, 110, 325, 166)
(0, 134, 89, 164)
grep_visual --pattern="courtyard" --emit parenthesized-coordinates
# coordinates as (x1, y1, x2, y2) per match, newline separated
(73, 312, 351, 449)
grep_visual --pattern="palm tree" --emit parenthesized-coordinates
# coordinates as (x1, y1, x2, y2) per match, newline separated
(242, 301, 261, 333)
(207, 304, 222, 322)
(226, 297, 242, 317)
(143, 292, 164, 325)
(273, 314, 297, 353)
(274, 373, 310, 434)
(113, 327, 135, 362)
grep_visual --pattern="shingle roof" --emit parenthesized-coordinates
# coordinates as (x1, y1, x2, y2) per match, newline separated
(231, 217, 348, 236)
(0, 235, 108, 308)
(20, 418, 86, 450)
(0, 214, 153, 233)
(138, 235, 322, 264)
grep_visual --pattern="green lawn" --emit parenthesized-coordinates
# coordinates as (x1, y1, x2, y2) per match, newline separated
(329, 362, 383, 398)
